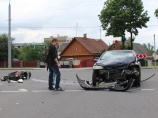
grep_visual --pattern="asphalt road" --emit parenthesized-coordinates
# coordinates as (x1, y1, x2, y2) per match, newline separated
(0, 68, 158, 118)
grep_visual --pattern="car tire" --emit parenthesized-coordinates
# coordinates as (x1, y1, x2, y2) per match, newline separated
(92, 70, 98, 86)
(133, 70, 141, 87)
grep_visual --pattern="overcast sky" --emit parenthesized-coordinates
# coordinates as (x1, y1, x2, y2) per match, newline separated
(0, 0, 158, 48)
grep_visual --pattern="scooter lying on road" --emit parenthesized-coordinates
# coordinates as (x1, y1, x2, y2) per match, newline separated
(1, 70, 31, 83)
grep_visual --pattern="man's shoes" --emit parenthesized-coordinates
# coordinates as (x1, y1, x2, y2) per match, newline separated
(48, 87, 55, 90)
(55, 87, 64, 91)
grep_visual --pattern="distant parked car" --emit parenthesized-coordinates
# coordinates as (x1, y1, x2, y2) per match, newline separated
(40, 62, 46, 68)
(12, 58, 19, 61)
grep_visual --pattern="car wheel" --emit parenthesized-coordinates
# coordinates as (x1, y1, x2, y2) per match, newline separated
(133, 70, 141, 87)
(92, 70, 98, 86)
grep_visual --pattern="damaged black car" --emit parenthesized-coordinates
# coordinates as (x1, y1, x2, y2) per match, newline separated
(77, 50, 143, 91)
(92, 50, 141, 87)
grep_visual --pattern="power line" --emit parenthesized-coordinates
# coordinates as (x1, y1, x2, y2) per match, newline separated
(1, 25, 158, 29)
(0, 0, 104, 18)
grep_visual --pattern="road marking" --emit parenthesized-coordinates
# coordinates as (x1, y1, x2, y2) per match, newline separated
(19, 89, 28, 92)
(1, 89, 155, 93)
(31, 79, 47, 83)
(32, 90, 85, 93)
(1, 89, 28, 93)
(31, 79, 78, 85)
(32, 90, 52, 93)
(1, 91, 20, 93)
(141, 89, 155, 91)
(65, 90, 85, 92)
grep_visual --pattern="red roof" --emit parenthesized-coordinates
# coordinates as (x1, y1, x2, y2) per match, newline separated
(75, 37, 108, 54)
(60, 37, 108, 55)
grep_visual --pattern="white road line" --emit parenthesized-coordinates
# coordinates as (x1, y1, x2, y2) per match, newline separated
(31, 79, 78, 85)
(32, 90, 52, 93)
(32, 90, 85, 93)
(1, 89, 155, 93)
(141, 89, 155, 91)
(19, 89, 28, 92)
(1, 91, 20, 93)
(31, 79, 47, 83)
(65, 90, 85, 92)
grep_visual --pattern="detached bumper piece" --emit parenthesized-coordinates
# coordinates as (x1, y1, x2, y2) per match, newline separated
(76, 74, 135, 91)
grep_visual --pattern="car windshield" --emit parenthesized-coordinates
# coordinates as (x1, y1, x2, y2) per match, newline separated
(100, 51, 134, 60)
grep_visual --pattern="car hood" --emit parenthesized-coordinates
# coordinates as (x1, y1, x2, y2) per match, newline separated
(96, 56, 136, 69)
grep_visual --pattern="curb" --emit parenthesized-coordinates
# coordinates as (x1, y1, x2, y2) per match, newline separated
(0, 68, 45, 70)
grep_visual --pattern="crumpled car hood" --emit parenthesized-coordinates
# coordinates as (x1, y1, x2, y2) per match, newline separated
(96, 56, 136, 69)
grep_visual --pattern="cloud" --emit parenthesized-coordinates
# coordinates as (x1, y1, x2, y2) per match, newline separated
(0, 0, 158, 48)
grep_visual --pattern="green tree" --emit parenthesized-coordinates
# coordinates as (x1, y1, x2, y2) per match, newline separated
(0, 34, 8, 61)
(155, 8, 158, 18)
(142, 43, 154, 54)
(12, 45, 21, 59)
(44, 40, 51, 46)
(99, 0, 150, 50)
(0, 33, 19, 61)
(19, 45, 44, 61)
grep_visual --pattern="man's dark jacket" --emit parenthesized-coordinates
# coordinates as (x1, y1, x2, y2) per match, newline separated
(48, 44, 57, 65)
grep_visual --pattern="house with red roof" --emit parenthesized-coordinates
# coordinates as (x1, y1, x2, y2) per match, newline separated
(60, 34, 108, 67)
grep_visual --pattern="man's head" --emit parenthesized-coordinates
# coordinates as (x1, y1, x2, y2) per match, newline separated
(51, 38, 58, 46)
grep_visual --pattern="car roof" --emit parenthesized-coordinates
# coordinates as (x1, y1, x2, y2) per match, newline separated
(108, 50, 133, 52)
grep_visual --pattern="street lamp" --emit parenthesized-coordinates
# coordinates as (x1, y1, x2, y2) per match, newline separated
(154, 34, 156, 66)
(8, 0, 12, 68)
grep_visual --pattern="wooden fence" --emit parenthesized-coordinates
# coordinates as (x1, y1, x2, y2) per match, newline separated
(0, 61, 39, 68)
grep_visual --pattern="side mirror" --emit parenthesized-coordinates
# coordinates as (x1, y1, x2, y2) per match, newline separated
(137, 58, 144, 61)
(94, 58, 99, 62)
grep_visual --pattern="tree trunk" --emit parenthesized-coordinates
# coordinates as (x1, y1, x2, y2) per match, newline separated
(130, 31, 133, 50)
(121, 36, 125, 50)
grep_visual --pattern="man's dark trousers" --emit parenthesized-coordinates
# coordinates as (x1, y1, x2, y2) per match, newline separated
(48, 64, 61, 88)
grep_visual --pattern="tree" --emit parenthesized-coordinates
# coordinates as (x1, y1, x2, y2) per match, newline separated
(155, 8, 158, 18)
(0, 33, 19, 61)
(19, 45, 44, 61)
(0, 34, 8, 61)
(142, 43, 154, 54)
(99, 0, 150, 50)
(12, 45, 20, 59)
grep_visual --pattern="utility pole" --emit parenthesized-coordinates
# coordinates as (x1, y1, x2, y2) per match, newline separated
(154, 34, 156, 67)
(154, 34, 155, 51)
(100, 26, 101, 39)
(76, 23, 78, 37)
(8, 1, 12, 68)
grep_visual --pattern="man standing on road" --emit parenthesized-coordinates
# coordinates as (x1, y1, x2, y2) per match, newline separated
(47, 38, 63, 91)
